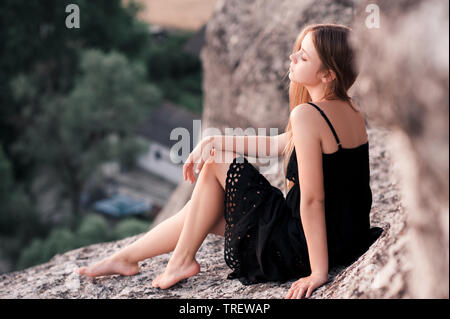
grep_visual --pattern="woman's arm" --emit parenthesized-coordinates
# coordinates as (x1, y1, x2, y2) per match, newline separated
(300, 201, 329, 276)
(290, 105, 328, 276)
(211, 132, 289, 158)
(285, 105, 329, 299)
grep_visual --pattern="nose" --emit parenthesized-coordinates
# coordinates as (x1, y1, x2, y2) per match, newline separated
(290, 53, 296, 63)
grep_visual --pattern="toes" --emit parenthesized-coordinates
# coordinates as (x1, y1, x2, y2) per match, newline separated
(158, 279, 171, 290)
(152, 274, 161, 288)
(155, 274, 176, 290)
(75, 267, 86, 275)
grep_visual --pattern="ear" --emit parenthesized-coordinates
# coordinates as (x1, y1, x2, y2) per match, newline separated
(321, 69, 336, 84)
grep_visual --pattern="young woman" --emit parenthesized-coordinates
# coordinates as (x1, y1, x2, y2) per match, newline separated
(75, 23, 381, 299)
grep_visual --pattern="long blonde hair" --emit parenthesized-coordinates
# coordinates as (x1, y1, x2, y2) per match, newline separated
(282, 23, 359, 194)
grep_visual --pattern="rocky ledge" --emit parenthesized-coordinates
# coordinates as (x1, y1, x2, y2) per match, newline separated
(0, 127, 409, 299)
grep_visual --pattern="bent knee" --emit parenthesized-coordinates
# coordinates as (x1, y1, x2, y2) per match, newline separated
(211, 150, 240, 165)
(201, 151, 235, 175)
(203, 156, 217, 168)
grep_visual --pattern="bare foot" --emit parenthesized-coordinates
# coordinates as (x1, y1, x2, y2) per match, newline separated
(74, 255, 140, 278)
(152, 258, 200, 289)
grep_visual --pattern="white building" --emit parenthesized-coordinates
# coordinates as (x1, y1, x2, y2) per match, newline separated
(137, 101, 201, 185)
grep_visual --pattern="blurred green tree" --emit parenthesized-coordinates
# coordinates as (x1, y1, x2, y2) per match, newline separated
(75, 214, 111, 246)
(0, 145, 46, 267)
(17, 214, 151, 270)
(12, 49, 162, 224)
(144, 32, 203, 114)
(113, 218, 151, 240)
(0, 0, 150, 183)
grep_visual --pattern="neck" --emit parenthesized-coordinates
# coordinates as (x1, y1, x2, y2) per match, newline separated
(305, 83, 326, 102)
(304, 82, 329, 102)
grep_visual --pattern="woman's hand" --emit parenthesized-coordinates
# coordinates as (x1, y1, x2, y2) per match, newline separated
(285, 272, 329, 299)
(183, 136, 215, 184)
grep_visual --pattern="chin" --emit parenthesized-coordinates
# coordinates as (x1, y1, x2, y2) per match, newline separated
(289, 73, 301, 83)
(290, 77, 303, 84)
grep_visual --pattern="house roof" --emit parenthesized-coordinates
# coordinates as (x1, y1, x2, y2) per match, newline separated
(182, 24, 206, 56)
(138, 101, 201, 148)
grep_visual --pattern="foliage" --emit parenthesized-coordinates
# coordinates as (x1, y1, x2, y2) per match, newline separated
(0, 145, 46, 264)
(16, 228, 75, 271)
(145, 31, 201, 79)
(143, 32, 203, 114)
(17, 214, 151, 271)
(11, 49, 162, 219)
(75, 214, 111, 247)
(113, 218, 151, 240)
(0, 0, 152, 168)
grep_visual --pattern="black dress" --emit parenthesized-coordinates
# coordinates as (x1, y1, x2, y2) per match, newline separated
(223, 101, 383, 285)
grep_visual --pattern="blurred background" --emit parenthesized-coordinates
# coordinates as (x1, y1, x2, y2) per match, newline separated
(0, 0, 217, 274)
(0, 0, 447, 299)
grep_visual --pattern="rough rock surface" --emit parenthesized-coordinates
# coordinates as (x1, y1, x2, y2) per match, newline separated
(0, 127, 406, 299)
(0, 0, 447, 298)
(351, 0, 449, 299)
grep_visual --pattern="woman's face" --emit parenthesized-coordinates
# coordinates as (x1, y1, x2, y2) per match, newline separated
(289, 31, 323, 85)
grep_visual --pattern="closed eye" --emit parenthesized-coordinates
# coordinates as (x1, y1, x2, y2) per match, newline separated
(293, 52, 306, 63)
(297, 50, 307, 62)
(300, 51, 307, 61)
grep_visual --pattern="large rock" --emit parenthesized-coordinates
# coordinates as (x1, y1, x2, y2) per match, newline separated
(350, 0, 449, 299)
(0, 0, 447, 298)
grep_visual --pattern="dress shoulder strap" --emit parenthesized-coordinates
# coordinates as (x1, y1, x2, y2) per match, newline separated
(306, 102, 342, 149)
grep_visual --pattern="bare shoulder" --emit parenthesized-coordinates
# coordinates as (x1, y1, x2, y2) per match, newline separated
(289, 103, 323, 138)
(290, 103, 320, 122)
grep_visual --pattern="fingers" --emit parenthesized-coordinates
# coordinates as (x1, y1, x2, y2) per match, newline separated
(200, 143, 213, 163)
(190, 160, 197, 184)
(285, 288, 293, 299)
(293, 287, 305, 299)
(208, 147, 216, 162)
(285, 280, 298, 299)
(285, 283, 310, 299)
(194, 159, 204, 176)
(285, 282, 300, 299)
(184, 160, 196, 185)
(194, 148, 215, 180)
(183, 163, 187, 181)
(305, 286, 313, 299)
(183, 159, 193, 184)
(184, 148, 216, 185)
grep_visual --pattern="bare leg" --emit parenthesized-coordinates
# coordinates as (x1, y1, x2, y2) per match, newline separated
(75, 199, 192, 277)
(152, 149, 232, 289)
(75, 149, 234, 280)
(74, 150, 233, 278)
